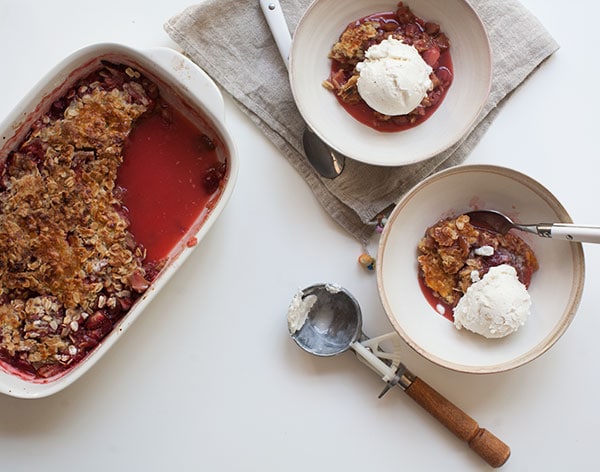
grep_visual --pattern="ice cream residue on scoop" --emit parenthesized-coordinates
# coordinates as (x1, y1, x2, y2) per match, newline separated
(453, 264, 532, 339)
(287, 291, 317, 334)
(355, 38, 433, 116)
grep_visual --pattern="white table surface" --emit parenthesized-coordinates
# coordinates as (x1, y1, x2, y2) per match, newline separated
(0, 1, 597, 470)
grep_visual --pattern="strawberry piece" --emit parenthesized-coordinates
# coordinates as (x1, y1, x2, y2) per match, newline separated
(85, 311, 112, 332)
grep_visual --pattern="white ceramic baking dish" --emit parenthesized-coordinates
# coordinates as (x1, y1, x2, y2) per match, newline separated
(0, 43, 239, 398)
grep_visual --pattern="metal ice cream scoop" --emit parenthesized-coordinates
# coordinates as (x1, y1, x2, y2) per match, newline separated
(287, 283, 511, 468)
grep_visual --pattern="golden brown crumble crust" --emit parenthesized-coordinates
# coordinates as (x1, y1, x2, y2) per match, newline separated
(417, 214, 539, 307)
(329, 21, 380, 65)
(0, 67, 153, 377)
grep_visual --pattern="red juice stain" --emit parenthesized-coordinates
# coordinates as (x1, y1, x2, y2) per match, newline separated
(117, 105, 224, 263)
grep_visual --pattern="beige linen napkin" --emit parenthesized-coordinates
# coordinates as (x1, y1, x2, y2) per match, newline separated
(165, 0, 558, 244)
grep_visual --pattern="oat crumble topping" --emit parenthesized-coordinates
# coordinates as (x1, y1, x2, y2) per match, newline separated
(0, 64, 157, 378)
(417, 214, 539, 307)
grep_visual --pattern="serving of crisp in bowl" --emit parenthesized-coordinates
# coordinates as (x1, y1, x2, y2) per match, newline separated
(290, 0, 491, 166)
(376, 165, 585, 374)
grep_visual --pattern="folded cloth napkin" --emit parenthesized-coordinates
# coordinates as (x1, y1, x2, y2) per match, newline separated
(165, 0, 558, 244)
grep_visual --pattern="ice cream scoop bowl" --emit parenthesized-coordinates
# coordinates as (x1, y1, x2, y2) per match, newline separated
(288, 283, 511, 468)
(289, 284, 361, 356)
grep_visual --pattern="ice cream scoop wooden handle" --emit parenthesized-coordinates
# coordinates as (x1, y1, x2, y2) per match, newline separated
(405, 377, 511, 468)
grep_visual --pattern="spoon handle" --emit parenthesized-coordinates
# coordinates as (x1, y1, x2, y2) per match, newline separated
(546, 223, 600, 243)
(259, 0, 291, 69)
(405, 377, 510, 468)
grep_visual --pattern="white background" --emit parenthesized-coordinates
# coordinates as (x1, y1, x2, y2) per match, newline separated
(0, 1, 597, 470)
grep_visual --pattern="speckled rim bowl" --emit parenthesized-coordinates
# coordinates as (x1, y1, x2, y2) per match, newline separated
(376, 165, 585, 374)
(290, 0, 491, 166)
(0, 43, 239, 398)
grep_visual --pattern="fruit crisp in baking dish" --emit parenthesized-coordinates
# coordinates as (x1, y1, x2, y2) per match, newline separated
(417, 214, 539, 312)
(0, 63, 227, 379)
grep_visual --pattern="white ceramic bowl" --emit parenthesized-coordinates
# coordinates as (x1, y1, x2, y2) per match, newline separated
(376, 165, 585, 374)
(0, 43, 239, 398)
(290, 0, 491, 166)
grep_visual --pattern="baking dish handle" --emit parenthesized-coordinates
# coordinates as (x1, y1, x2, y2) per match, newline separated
(143, 47, 225, 121)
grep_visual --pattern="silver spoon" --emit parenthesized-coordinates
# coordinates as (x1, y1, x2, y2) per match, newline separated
(259, 0, 345, 179)
(467, 210, 600, 243)
(287, 283, 511, 468)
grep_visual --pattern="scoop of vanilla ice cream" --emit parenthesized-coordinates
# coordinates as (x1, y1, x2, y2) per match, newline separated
(453, 264, 532, 339)
(355, 38, 433, 116)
